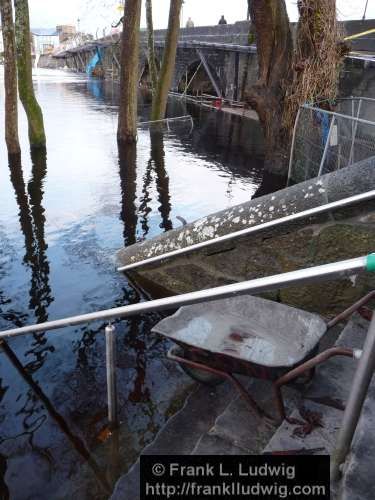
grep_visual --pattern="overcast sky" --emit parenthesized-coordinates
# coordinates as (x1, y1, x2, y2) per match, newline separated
(28, 0, 375, 34)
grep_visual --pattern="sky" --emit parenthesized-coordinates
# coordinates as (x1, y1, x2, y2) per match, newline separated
(27, 0, 375, 35)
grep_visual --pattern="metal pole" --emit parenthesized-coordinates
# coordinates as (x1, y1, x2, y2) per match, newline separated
(105, 324, 118, 428)
(182, 61, 203, 98)
(0, 255, 371, 340)
(318, 117, 335, 177)
(196, 48, 222, 98)
(287, 107, 302, 185)
(302, 103, 375, 128)
(117, 191, 375, 272)
(331, 314, 375, 482)
(139, 115, 191, 125)
(349, 99, 363, 165)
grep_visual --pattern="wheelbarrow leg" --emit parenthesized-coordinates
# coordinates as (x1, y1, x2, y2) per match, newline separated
(167, 349, 274, 421)
(228, 373, 274, 422)
(273, 347, 354, 423)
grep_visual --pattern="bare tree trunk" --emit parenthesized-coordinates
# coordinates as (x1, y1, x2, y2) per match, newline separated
(246, 0, 342, 176)
(151, 0, 183, 121)
(0, 0, 21, 156)
(246, 0, 293, 175)
(117, 0, 142, 144)
(14, 0, 46, 149)
(145, 0, 158, 93)
(285, 0, 344, 126)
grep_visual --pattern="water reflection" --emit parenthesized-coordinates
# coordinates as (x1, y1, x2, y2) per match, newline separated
(0, 70, 267, 499)
(118, 143, 138, 246)
(138, 155, 154, 239)
(8, 151, 54, 374)
(1, 340, 111, 494)
(150, 127, 173, 232)
(0, 452, 9, 500)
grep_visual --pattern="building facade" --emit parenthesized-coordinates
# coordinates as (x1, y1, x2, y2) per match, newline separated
(31, 28, 60, 56)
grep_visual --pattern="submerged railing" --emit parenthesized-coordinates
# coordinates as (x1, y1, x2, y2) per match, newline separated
(1, 254, 374, 483)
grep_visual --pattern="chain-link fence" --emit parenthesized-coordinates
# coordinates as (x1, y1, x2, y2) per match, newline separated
(288, 97, 375, 185)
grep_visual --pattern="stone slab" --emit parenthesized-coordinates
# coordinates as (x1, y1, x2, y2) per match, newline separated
(192, 433, 249, 456)
(264, 400, 343, 455)
(110, 381, 235, 500)
(305, 315, 369, 405)
(208, 379, 302, 454)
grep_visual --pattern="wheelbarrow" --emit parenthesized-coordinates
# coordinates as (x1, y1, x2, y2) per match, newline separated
(152, 292, 374, 422)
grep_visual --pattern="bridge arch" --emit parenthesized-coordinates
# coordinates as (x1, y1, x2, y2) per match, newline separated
(177, 59, 222, 97)
(139, 54, 161, 89)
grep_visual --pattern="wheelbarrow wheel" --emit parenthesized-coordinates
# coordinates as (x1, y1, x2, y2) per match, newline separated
(170, 346, 225, 386)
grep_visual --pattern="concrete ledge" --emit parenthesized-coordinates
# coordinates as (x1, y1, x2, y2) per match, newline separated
(117, 159, 375, 314)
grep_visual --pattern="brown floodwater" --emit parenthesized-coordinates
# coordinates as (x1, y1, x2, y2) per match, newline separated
(0, 68, 265, 499)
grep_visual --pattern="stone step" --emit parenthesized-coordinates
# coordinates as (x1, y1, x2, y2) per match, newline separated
(110, 380, 236, 499)
(304, 313, 368, 407)
(263, 314, 375, 500)
(264, 400, 343, 455)
(193, 378, 302, 455)
(110, 314, 373, 499)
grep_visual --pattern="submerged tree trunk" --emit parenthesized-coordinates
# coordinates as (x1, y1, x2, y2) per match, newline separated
(246, 0, 293, 175)
(145, 0, 158, 93)
(0, 0, 21, 156)
(14, 0, 46, 148)
(151, 0, 183, 121)
(117, 0, 142, 144)
(246, 0, 343, 176)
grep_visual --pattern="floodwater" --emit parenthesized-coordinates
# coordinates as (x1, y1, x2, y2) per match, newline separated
(0, 68, 264, 499)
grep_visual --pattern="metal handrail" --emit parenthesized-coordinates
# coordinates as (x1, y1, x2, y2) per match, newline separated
(1, 254, 373, 429)
(117, 191, 375, 273)
(331, 313, 375, 482)
(0, 255, 372, 340)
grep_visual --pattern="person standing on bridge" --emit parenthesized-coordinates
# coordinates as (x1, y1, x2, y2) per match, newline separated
(186, 17, 194, 28)
(218, 15, 227, 25)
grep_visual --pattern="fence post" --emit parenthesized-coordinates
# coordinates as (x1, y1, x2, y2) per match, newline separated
(287, 107, 302, 186)
(318, 116, 336, 177)
(349, 99, 363, 165)
(105, 323, 118, 428)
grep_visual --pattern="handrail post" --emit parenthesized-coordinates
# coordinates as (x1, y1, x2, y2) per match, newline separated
(331, 314, 375, 482)
(105, 323, 118, 429)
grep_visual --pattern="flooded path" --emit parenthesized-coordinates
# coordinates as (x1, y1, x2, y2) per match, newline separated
(0, 68, 264, 498)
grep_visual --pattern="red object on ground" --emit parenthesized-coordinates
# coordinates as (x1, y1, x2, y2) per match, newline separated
(214, 99, 222, 109)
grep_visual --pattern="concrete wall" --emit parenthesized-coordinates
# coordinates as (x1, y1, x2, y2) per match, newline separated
(117, 159, 375, 316)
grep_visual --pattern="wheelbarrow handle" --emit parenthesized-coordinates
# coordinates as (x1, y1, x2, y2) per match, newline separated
(327, 290, 375, 329)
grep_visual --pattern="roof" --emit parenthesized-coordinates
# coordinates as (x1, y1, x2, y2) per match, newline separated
(31, 28, 58, 37)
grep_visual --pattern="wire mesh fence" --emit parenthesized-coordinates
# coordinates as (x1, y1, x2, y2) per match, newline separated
(138, 115, 194, 136)
(288, 97, 375, 185)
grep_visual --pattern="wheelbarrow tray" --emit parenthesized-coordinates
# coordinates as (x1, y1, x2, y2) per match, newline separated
(152, 295, 327, 375)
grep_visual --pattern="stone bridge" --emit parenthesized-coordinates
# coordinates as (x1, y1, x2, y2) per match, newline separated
(52, 18, 375, 100)
(54, 21, 258, 100)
